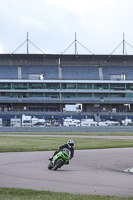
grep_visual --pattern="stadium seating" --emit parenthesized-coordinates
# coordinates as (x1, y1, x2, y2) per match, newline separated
(102, 66, 133, 80)
(22, 65, 58, 79)
(61, 65, 99, 80)
(0, 66, 18, 79)
(1, 64, 133, 80)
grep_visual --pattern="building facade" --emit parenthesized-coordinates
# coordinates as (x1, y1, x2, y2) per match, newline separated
(0, 53, 133, 114)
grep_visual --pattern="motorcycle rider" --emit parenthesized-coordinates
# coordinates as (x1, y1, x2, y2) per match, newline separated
(49, 140, 74, 162)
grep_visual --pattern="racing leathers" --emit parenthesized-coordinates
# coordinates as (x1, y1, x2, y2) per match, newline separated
(49, 143, 74, 163)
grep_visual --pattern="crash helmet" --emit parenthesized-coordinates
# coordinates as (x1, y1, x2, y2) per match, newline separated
(68, 140, 74, 147)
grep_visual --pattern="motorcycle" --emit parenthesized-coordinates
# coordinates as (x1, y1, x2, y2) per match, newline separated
(48, 148, 71, 170)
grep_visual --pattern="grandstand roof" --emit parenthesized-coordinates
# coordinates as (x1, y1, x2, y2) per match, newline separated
(0, 53, 133, 62)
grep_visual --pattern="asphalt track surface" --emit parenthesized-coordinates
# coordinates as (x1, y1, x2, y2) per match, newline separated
(0, 148, 133, 197)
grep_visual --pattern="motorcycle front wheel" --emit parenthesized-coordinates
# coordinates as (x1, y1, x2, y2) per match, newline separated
(48, 162, 53, 170)
(53, 160, 64, 171)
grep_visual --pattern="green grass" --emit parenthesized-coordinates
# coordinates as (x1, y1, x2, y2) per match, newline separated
(1, 132, 133, 136)
(0, 136, 133, 152)
(0, 188, 133, 200)
(0, 132, 133, 136)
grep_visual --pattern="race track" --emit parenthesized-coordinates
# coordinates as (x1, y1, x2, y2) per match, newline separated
(0, 148, 133, 197)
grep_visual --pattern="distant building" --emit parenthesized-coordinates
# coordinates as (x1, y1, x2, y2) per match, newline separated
(0, 53, 133, 118)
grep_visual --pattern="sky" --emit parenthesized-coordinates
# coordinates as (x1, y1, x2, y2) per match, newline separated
(0, 0, 133, 55)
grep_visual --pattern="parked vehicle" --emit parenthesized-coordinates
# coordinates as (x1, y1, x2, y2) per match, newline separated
(98, 121, 108, 126)
(10, 118, 21, 127)
(0, 118, 2, 127)
(45, 121, 51, 127)
(22, 114, 32, 127)
(121, 118, 133, 126)
(32, 117, 45, 127)
(105, 120, 119, 126)
(63, 104, 82, 112)
(63, 118, 80, 127)
(81, 119, 98, 126)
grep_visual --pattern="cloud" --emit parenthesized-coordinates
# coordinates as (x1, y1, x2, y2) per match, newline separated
(1, 0, 133, 54)
(20, 17, 45, 30)
(43, 0, 115, 16)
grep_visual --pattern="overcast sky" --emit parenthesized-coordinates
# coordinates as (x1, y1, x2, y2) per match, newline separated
(0, 0, 133, 55)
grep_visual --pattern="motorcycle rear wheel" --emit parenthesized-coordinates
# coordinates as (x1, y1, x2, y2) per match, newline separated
(53, 160, 64, 171)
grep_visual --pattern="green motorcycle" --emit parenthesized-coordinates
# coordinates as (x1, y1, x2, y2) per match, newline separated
(48, 148, 71, 170)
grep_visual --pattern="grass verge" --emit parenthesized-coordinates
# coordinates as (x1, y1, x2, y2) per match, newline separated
(0, 188, 132, 200)
(1, 132, 133, 136)
(0, 136, 133, 152)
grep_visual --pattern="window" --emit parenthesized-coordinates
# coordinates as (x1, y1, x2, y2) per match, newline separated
(110, 83, 125, 90)
(44, 83, 60, 90)
(0, 83, 11, 89)
(62, 93, 76, 98)
(62, 83, 76, 89)
(28, 83, 43, 89)
(94, 83, 109, 90)
(12, 83, 27, 90)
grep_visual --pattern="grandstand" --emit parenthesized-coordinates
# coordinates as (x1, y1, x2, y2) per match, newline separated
(0, 53, 133, 125)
